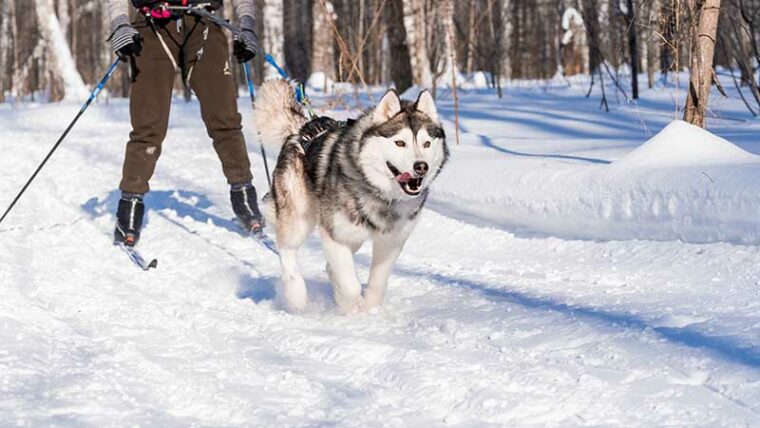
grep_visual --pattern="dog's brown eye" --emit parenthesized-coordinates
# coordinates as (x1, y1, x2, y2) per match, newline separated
(394, 140, 406, 148)
(423, 141, 431, 148)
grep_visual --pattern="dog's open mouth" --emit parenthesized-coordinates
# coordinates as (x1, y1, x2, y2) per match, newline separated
(387, 161, 423, 196)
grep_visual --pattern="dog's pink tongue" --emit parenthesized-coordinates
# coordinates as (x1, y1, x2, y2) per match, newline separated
(395, 172, 413, 183)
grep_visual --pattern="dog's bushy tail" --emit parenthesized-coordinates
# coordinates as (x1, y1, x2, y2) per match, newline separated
(254, 79, 308, 148)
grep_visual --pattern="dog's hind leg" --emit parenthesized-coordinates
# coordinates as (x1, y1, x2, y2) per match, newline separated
(319, 228, 363, 314)
(364, 236, 404, 309)
(273, 141, 316, 312)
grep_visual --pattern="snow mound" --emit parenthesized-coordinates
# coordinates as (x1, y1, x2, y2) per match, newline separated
(611, 120, 760, 169)
(306, 72, 334, 92)
(471, 72, 490, 89)
(434, 121, 760, 244)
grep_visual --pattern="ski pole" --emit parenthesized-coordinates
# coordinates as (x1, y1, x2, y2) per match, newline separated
(242, 62, 272, 189)
(0, 57, 122, 226)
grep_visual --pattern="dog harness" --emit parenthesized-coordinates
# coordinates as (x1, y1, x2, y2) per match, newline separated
(299, 117, 355, 152)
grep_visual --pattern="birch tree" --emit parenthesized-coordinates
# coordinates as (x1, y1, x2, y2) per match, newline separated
(403, 0, 432, 88)
(500, 0, 513, 80)
(312, 0, 336, 87)
(263, 0, 285, 80)
(0, 0, 10, 102)
(35, 0, 87, 101)
(683, 0, 722, 127)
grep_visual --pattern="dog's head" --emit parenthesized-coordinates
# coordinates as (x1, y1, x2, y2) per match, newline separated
(358, 90, 449, 201)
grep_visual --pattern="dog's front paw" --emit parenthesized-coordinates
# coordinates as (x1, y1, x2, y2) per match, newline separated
(280, 275, 308, 312)
(334, 294, 364, 315)
(362, 291, 385, 311)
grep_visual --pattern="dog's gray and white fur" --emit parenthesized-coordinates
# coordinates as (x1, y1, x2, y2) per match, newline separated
(255, 80, 449, 312)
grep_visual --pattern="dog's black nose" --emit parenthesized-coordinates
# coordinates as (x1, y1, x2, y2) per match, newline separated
(414, 161, 429, 176)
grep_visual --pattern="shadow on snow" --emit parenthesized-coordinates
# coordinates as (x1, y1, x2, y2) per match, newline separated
(81, 190, 759, 369)
(394, 263, 760, 370)
(81, 189, 277, 303)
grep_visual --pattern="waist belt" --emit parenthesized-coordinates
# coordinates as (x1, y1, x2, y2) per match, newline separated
(133, 0, 223, 19)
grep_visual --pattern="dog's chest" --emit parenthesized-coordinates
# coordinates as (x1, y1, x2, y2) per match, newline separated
(333, 195, 421, 241)
(329, 211, 372, 245)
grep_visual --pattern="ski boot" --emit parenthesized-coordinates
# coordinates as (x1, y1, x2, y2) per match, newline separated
(114, 193, 145, 247)
(231, 183, 265, 233)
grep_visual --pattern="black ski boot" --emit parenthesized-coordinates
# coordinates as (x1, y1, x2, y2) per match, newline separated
(231, 183, 264, 232)
(114, 193, 145, 247)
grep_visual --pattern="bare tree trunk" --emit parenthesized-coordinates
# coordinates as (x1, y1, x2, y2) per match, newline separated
(34, 0, 87, 101)
(403, 0, 432, 87)
(646, 0, 661, 88)
(56, 0, 69, 42)
(283, 0, 311, 83)
(443, 0, 460, 145)
(464, 0, 477, 74)
(625, 0, 639, 99)
(312, 0, 336, 89)
(385, 0, 413, 93)
(0, 0, 8, 102)
(683, 0, 722, 127)
(487, 0, 505, 97)
(500, 0, 512, 81)
(582, 0, 602, 76)
(263, 0, 285, 79)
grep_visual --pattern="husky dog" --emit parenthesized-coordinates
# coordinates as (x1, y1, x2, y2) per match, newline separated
(255, 81, 449, 312)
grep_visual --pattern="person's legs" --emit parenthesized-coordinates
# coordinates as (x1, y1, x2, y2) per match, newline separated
(119, 23, 177, 195)
(188, 20, 253, 187)
(188, 19, 262, 230)
(115, 21, 177, 245)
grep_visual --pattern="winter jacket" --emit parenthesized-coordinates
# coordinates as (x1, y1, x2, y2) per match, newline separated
(106, 0, 255, 25)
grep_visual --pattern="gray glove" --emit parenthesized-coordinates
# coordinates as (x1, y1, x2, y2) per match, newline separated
(109, 15, 142, 59)
(233, 15, 260, 63)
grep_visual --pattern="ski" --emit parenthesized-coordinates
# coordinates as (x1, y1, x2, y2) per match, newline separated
(116, 242, 158, 270)
(233, 218, 279, 255)
(249, 228, 279, 255)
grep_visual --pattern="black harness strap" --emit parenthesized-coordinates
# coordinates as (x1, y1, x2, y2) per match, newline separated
(298, 117, 354, 152)
(128, 53, 140, 82)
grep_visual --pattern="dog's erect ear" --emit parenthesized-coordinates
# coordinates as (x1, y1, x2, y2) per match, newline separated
(373, 89, 402, 123)
(415, 90, 438, 122)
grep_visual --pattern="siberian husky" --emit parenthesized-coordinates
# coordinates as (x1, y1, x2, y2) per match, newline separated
(255, 80, 449, 312)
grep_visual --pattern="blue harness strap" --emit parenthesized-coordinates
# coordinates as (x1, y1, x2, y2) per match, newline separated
(263, 54, 314, 117)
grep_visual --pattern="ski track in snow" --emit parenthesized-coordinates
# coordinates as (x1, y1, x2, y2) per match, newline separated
(1, 83, 760, 426)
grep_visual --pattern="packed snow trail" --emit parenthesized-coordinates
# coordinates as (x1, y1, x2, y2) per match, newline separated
(1, 83, 759, 426)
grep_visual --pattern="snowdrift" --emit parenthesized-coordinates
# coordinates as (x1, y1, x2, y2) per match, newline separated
(434, 121, 760, 244)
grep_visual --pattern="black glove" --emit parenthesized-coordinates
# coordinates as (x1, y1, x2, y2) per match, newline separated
(234, 15, 260, 63)
(109, 16, 142, 60)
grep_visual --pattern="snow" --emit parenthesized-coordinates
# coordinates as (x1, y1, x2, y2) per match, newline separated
(1, 74, 760, 426)
(612, 120, 759, 168)
(306, 71, 335, 92)
(471, 71, 490, 89)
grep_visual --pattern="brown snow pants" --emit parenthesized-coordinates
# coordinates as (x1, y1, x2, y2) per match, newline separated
(119, 15, 252, 194)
